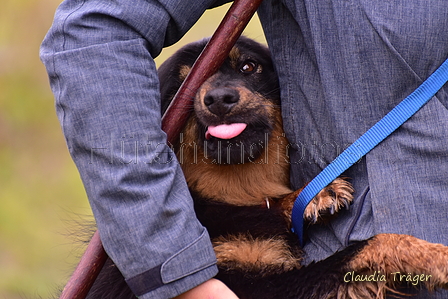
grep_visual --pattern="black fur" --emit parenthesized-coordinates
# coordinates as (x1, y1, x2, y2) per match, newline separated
(66, 36, 448, 299)
(84, 37, 363, 299)
(192, 194, 374, 299)
(216, 240, 370, 299)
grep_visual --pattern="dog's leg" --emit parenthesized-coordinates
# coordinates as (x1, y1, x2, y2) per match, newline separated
(281, 178, 353, 224)
(213, 234, 302, 274)
(343, 234, 448, 298)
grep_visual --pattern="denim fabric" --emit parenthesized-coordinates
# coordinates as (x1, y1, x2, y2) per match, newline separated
(259, 1, 448, 297)
(41, 0, 448, 298)
(40, 0, 224, 298)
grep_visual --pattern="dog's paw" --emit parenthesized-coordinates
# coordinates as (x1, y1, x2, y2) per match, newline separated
(303, 178, 354, 224)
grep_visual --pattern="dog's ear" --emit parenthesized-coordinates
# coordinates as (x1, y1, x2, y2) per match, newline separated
(157, 39, 209, 115)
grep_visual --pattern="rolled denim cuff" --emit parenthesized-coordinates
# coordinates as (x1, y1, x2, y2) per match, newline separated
(126, 229, 218, 298)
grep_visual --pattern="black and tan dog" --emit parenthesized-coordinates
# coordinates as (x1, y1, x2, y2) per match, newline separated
(85, 37, 448, 299)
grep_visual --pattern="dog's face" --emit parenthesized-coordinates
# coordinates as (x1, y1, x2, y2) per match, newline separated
(158, 37, 280, 164)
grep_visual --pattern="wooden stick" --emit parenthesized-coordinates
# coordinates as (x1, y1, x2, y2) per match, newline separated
(59, 231, 107, 299)
(59, 0, 263, 298)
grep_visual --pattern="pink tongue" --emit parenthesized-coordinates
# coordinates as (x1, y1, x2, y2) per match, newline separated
(206, 123, 247, 139)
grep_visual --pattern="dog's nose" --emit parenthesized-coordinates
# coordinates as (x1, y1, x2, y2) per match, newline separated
(203, 87, 239, 116)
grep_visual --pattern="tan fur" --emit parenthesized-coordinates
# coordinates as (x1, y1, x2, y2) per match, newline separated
(180, 77, 354, 211)
(345, 234, 448, 298)
(179, 109, 292, 206)
(178, 65, 191, 81)
(228, 46, 240, 69)
(304, 234, 448, 299)
(303, 178, 354, 223)
(213, 234, 302, 274)
(178, 78, 293, 205)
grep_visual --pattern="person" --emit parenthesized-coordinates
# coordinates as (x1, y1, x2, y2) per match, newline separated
(40, 0, 448, 298)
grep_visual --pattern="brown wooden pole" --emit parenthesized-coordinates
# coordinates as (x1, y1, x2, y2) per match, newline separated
(59, 231, 107, 299)
(59, 0, 263, 298)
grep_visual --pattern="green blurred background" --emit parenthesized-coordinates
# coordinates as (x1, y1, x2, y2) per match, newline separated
(0, 0, 265, 298)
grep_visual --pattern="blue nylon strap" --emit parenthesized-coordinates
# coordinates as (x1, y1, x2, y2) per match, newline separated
(291, 58, 448, 245)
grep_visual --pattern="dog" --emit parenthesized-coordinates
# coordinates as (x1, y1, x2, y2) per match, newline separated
(84, 37, 448, 299)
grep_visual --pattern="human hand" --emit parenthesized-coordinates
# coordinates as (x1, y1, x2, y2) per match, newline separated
(173, 278, 239, 299)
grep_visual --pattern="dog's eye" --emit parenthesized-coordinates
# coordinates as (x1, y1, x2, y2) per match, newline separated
(239, 61, 258, 74)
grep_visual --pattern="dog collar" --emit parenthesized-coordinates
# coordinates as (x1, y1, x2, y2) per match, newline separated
(263, 197, 271, 209)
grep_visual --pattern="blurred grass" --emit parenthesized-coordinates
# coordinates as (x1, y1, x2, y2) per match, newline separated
(0, 0, 264, 298)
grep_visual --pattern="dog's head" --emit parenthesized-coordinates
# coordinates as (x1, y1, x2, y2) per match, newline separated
(158, 36, 281, 165)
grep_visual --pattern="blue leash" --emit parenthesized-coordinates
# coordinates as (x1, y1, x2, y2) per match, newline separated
(291, 58, 448, 245)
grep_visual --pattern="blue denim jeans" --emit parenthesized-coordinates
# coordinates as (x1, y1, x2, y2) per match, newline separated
(41, 0, 448, 298)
